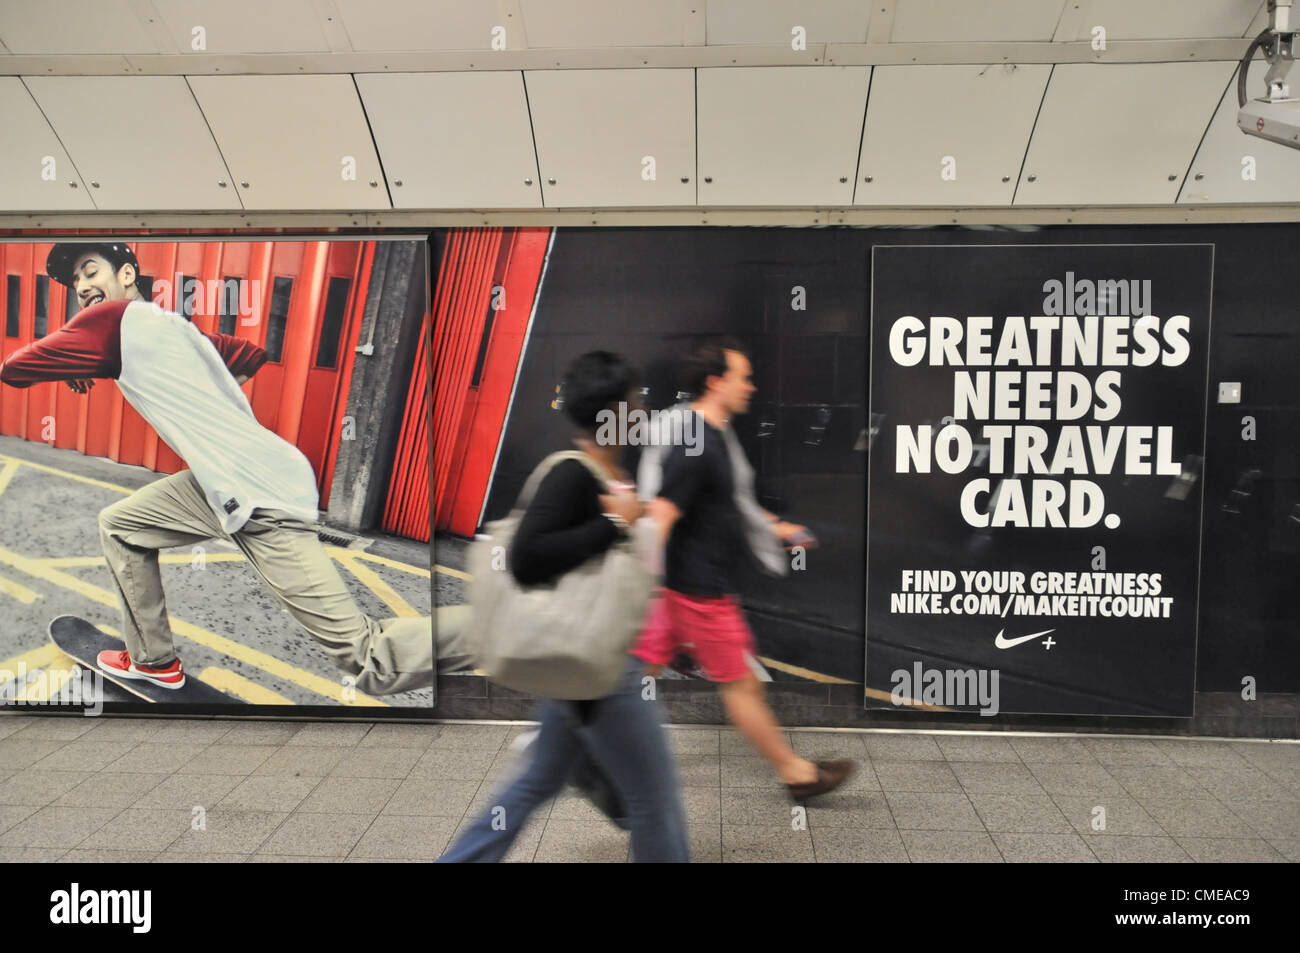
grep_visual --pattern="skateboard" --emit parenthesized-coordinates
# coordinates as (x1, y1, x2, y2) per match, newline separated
(48, 615, 242, 705)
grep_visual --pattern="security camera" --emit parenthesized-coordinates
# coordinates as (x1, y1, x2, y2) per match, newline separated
(1237, 0, 1300, 149)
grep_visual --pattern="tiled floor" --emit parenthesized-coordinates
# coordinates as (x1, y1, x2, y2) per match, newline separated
(0, 714, 1296, 862)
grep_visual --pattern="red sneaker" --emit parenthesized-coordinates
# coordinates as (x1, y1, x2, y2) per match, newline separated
(97, 649, 186, 689)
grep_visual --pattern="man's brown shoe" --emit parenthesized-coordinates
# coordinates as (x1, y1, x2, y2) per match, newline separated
(786, 759, 856, 802)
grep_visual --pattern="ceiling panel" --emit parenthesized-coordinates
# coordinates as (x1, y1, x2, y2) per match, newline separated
(1016, 62, 1236, 205)
(356, 72, 541, 209)
(0, 79, 93, 211)
(1182, 64, 1300, 203)
(707, 0, 872, 45)
(0, 0, 163, 54)
(187, 75, 387, 210)
(520, 0, 685, 48)
(891, 0, 1066, 43)
(698, 66, 869, 205)
(151, 0, 329, 53)
(857, 64, 1051, 206)
(335, 0, 521, 51)
(25, 76, 240, 211)
(1063, 0, 1264, 41)
(525, 69, 695, 207)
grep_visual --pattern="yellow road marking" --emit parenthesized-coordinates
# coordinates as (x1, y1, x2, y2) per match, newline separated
(350, 549, 431, 578)
(756, 656, 855, 685)
(0, 573, 39, 604)
(96, 624, 120, 637)
(0, 459, 20, 497)
(42, 552, 249, 568)
(434, 563, 471, 581)
(0, 544, 387, 707)
(0, 643, 67, 684)
(0, 454, 134, 495)
(329, 548, 419, 617)
(16, 667, 75, 703)
(197, 667, 292, 704)
(863, 685, 952, 711)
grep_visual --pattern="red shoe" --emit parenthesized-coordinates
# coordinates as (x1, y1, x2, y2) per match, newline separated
(97, 649, 186, 689)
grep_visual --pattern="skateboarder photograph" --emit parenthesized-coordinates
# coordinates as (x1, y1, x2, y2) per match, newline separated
(0, 242, 435, 699)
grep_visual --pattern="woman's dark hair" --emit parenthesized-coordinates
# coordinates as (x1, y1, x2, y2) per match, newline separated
(561, 350, 634, 432)
(682, 336, 748, 397)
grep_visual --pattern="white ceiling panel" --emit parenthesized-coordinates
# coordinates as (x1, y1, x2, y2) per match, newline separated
(698, 66, 869, 205)
(335, 0, 518, 51)
(707, 0, 872, 45)
(857, 64, 1051, 206)
(151, 0, 329, 53)
(1016, 62, 1236, 205)
(520, 0, 685, 48)
(1064, 0, 1264, 41)
(0, 0, 163, 54)
(0, 79, 92, 211)
(525, 69, 695, 207)
(356, 72, 541, 209)
(25, 76, 240, 211)
(1182, 64, 1300, 203)
(187, 75, 387, 210)
(891, 0, 1066, 43)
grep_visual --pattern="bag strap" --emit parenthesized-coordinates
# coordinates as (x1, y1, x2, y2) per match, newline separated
(514, 450, 612, 513)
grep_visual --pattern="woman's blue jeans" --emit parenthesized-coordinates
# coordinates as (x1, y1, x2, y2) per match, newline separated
(438, 659, 690, 863)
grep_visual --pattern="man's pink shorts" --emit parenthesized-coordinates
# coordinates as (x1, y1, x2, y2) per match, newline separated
(632, 587, 756, 683)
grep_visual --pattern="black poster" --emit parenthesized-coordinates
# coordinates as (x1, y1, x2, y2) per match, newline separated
(865, 243, 1213, 716)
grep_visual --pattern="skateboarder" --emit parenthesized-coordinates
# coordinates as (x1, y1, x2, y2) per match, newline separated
(0, 242, 438, 695)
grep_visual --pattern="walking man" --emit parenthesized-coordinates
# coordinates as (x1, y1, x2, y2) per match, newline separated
(0, 242, 437, 695)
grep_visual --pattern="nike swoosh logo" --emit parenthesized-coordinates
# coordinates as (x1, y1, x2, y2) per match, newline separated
(994, 628, 1055, 649)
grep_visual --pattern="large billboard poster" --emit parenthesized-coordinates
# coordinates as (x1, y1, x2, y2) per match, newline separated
(866, 243, 1213, 716)
(0, 237, 434, 712)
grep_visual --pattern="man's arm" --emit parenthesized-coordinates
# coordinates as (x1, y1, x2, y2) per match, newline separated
(203, 332, 269, 381)
(0, 300, 124, 389)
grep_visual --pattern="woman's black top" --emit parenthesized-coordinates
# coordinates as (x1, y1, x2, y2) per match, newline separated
(509, 458, 620, 586)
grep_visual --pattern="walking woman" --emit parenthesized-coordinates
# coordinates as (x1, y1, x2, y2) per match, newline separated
(439, 351, 690, 863)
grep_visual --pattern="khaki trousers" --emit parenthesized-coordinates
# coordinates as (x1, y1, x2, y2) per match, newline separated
(97, 469, 436, 696)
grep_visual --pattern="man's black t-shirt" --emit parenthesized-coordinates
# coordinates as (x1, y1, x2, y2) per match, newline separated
(659, 412, 744, 597)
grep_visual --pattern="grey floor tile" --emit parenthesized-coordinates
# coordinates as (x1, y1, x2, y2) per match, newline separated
(429, 724, 510, 750)
(0, 771, 93, 807)
(176, 744, 278, 776)
(297, 776, 400, 814)
(1, 806, 119, 848)
(1140, 798, 1259, 838)
(863, 735, 945, 761)
(218, 775, 320, 813)
(676, 754, 722, 787)
(935, 736, 1021, 763)
(76, 808, 193, 852)
(284, 723, 371, 747)
(679, 786, 722, 823)
(155, 852, 248, 863)
(1154, 741, 1252, 770)
(258, 812, 375, 857)
(901, 829, 1002, 862)
(247, 854, 333, 863)
(0, 739, 69, 770)
(1107, 765, 1210, 799)
(54, 773, 167, 810)
(11, 718, 99, 741)
(720, 755, 779, 789)
(1224, 800, 1300, 840)
(789, 731, 869, 760)
(721, 729, 787, 756)
(1028, 763, 1125, 796)
(61, 849, 161, 863)
(79, 718, 170, 742)
(1186, 766, 1298, 802)
(252, 746, 347, 778)
(535, 818, 628, 863)
(215, 722, 301, 746)
(30, 740, 139, 773)
(0, 804, 39, 835)
(968, 793, 1072, 833)
(350, 815, 459, 859)
(992, 832, 1097, 862)
(110, 743, 209, 774)
(408, 746, 497, 781)
(806, 790, 896, 829)
(951, 762, 1046, 795)
(382, 777, 481, 817)
(1080, 738, 1176, 766)
(359, 724, 440, 749)
(721, 824, 815, 863)
(874, 761, 963, 793)
(721, 788, 799, 827)
(133, 774, 243, 810)
(687, 824, 722, 863)
(166, 810, 288, 854)
(813, 826, 909, 862)
(1083, 835, 1193, 863)
(1052, 794, 1165, 836)
(1175, 837, 1287, 862)
(886, 792, 985, 832)
(444, 813, 547, 863)
(1232, 741, 1300, 775)
(148, 722, 232, 744)
(328, 746, 423, 779)
(0, 846, 66, 861)
(667, 728, 721, 755)
(1268, 838, 1300, 862)
(1008, 737, 1098, 764)
(0, 720, 23, 741)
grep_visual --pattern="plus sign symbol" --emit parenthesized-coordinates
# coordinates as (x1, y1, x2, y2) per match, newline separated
(1041, 635, 1057, 650)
